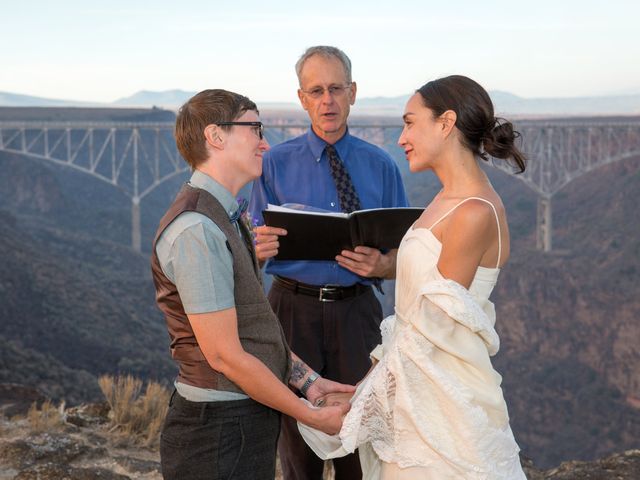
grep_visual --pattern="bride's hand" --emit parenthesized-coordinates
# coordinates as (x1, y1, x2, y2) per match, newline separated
(309, 403, 350, 434)
(314, 391, 354, 408)
(305, 376, 355, 405)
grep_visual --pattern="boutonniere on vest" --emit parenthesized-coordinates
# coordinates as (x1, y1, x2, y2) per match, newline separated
(235, 197, 257, 242)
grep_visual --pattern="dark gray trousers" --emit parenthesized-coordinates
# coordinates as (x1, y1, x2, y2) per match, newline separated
(269, 281, 383, 480)
(160, 390, 280, 480)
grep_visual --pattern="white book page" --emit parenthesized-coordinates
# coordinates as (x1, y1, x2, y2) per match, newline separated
(266, 203, 348, 218)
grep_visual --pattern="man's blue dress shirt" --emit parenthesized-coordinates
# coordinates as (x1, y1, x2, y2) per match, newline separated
(249, 127, 408, 286)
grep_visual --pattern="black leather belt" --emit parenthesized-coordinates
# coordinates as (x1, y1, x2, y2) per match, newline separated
(273, 276, 371, 302)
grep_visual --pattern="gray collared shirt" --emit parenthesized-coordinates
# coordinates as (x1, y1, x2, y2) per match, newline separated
(156, 170, 248, 401)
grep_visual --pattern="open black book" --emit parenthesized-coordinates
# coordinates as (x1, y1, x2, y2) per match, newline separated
(262, 204, 423, 261)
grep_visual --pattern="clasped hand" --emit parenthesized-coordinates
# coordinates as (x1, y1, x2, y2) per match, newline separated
(305, 377, 355, 435)
(313, 391, 354, 408)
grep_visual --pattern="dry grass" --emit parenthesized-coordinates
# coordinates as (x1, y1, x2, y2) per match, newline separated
(27, 399, 66, 432)
(99, 375, 170, 447)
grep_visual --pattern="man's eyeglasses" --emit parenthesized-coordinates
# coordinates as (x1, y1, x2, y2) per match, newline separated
(215, 121, 264, 140)
(300, 83, 352, 100)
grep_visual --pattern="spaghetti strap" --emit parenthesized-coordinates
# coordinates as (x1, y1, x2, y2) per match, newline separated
(428, 196, 502, 268)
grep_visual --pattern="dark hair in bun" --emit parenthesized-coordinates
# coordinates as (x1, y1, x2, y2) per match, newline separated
(416, 75, 526, 173)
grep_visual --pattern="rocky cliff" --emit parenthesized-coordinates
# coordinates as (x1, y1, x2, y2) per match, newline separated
(1, 384, 638, 479)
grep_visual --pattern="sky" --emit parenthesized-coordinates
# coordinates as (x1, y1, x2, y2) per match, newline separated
(1, 0, 639, 104)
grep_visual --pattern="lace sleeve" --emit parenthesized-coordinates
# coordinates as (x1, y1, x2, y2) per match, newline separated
(380, 314, 396, 344)
(369, 314, 397, 362)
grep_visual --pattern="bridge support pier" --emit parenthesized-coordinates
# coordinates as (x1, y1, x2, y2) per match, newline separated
(536, 195, 552, 252)
(132, 197, 141, 253)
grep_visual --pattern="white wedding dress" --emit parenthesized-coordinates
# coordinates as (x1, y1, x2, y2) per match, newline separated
(299, 198, 526, 479)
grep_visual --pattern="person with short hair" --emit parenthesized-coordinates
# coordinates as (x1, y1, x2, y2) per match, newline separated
(249, 46, 409, 480)
(152, 89, 353, 480)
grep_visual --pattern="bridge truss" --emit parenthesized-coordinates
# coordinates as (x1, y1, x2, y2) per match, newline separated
(1, 119, 639, 252)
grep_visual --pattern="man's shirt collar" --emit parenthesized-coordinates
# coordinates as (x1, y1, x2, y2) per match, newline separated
(305, 126, 352, 162)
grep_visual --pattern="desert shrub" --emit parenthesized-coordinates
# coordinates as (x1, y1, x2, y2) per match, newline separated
(98, 374, 169, 447)
(27, 399, 66, 432)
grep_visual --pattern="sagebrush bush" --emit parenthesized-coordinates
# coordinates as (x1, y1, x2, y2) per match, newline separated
(99, 374, 169, 447)
(27, 399, 66, 432)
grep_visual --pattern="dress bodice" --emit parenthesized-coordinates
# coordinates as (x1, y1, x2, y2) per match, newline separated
(395, 227, 500, 321)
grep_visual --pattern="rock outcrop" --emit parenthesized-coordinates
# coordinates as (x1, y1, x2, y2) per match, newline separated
(0, 384, 638, 480)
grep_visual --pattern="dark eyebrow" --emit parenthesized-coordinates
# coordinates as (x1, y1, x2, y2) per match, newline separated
(402, 113, 414, 121)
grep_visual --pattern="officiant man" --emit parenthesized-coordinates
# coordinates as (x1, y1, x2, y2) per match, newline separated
(249, 46, 408, 480)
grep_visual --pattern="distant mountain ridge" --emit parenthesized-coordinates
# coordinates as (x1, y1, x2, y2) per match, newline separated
(489, 90, 640, 116)
(2, 89, 640, 116)
(113, 89, 300, 111)
(0, 91, 98, 107)
(112, 89, 192, 106)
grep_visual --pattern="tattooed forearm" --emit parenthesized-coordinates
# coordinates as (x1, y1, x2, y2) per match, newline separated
(290, 359, 309, 385)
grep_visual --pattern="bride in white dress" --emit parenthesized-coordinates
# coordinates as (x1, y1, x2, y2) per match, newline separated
(298, 75, 528, 479)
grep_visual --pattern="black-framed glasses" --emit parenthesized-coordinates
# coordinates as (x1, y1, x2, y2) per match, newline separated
(300, 83, 352, 99)
(215, 121, 264, 140)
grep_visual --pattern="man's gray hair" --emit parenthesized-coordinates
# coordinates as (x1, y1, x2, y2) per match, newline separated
(295, 46, 352, 85)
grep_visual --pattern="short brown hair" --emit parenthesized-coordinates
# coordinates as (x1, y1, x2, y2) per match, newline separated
(175, 89, 258, 168)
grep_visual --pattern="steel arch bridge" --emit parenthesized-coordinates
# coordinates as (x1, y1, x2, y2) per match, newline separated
(1, 119, 639, 252)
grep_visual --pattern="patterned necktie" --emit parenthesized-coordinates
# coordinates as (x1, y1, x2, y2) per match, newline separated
(326, 145, 384, 294)
(325, 144, 362, 213)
